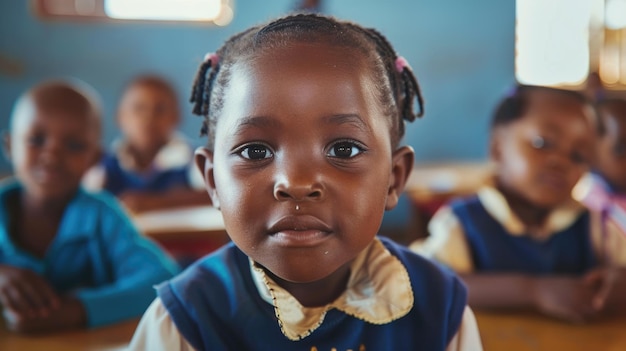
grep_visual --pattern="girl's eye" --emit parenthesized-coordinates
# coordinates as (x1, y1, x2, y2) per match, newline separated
(238, 144, 273, 160)
(328, 141, 364, 158)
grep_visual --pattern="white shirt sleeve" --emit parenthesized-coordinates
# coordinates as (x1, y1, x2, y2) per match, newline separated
(446, 306, 484, 351)
(409, 206, 475, 273)
(127, 298, 196, 351)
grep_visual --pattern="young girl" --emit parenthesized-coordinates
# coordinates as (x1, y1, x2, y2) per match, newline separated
(0, 79, 179, 333)
(83, 75, 209, 213)
(413, 85, 626, 323)
(129, 14, 482, 351)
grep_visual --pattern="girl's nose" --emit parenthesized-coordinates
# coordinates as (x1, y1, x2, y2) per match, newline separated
(273, 161, 324, 202)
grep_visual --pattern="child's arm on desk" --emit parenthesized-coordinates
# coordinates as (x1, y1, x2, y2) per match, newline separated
(70, 199, 180, 328)
(461, 273, 600, 323)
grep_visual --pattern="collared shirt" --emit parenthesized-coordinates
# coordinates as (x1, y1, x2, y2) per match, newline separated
(0, 179, 179, 327)
(83, 133, 205, 192)
(412, 185, 626, 273)
(128, 238, 483, 351)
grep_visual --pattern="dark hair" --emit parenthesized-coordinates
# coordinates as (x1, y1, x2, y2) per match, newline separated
(491, 84, 597, 132)
(11, 78, 102, 136)
(190, 13, 424, 150)
(123, 74, 180, 115)
(595, 98, 626, 136)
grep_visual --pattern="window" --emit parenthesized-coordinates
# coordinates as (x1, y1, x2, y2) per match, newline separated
(32, 0, 234, 25)
(516, 0, 626, 89)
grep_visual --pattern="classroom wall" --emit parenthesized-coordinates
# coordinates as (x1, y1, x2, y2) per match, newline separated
(0, 0, 515, 232)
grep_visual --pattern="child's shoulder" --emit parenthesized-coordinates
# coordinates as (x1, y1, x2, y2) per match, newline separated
(380, 236, 465, 288)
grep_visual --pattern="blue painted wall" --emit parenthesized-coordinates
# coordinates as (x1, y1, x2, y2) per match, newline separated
(0, 0, 515, 233)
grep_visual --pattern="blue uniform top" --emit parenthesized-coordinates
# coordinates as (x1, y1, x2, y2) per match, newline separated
(0, 180, 180, 327)
(157, 237, 467, 351)
(450, 195, 596, 274)
(94, 135, 202, 196)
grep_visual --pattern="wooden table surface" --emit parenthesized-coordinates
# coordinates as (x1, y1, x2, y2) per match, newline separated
(476, 311, 626, 351)
(405, 161, 493, 204)
(0, 318, 139, 351)
(3, 311, 626, 350)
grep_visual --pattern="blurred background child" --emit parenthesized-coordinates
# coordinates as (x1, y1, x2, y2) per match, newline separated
(412, 85, 626, 323)
(574, 98, 626, 235)
(0, 79, 179, 333)
(84, 75, 210, 213)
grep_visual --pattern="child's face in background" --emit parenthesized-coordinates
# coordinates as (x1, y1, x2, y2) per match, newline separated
(595, 103, 626, 193)
(492, 92, 595, 209)
(117, 82, 179, 151)
(198, 43, 411, 284)
(9, 95, 100, 203)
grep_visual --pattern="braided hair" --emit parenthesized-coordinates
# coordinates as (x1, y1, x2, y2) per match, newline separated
(190, 13, 424, 150)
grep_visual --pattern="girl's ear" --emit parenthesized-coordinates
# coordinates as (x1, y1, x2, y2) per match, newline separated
(194, 147, 220, 209)
(385, 145, 415, 210)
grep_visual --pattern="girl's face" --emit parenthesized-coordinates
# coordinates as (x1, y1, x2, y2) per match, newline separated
(117, 83, 179, 151)
(595, 107, 626, 193)
(197, 43, 413, 284)
(492, 92, 595, 209)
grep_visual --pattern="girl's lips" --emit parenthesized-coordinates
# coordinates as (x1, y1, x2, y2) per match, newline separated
(268, 215, 332, 247)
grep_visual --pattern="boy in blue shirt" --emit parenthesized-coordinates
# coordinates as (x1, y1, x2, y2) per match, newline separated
(0, 79, 179, 333)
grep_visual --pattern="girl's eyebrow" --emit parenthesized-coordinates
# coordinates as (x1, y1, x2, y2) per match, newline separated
(324, 113, 371, 133)
(233, 115, 280, 135)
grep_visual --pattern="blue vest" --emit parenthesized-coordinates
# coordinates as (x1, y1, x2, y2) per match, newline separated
(158, 237, 467, 351)
(450, 196, 596, 274)
(101, 154, 189, 195)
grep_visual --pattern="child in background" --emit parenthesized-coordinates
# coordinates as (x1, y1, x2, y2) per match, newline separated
(129, 14, 482, 351)
(83, 75, 210, 213)
(574, 98, 626, 235)
(0, 79, 179, 333)
(413, 85, 626, 323)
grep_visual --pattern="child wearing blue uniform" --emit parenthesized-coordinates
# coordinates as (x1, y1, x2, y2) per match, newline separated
(129, 14, 482, 351)
(0, 79, 179, 333)
(83, 75, 209, 214)
(413, 85, 626, 323)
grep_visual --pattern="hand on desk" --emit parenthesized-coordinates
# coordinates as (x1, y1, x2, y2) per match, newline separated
(0, 265, 85, 333)
(533, 267, 626, 323)
(533, 274, 601, 323)
(464, 269, 626, 324)
(0, 265, 60, 318)
(2, 295, 86, 334)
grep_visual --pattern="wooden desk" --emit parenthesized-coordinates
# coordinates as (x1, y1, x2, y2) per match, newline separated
(404, 162, 492, 240)
(0, 318, 139, 351)
(133, 205, 230, 263)
(405, 161, 493, 206)
(476, 311, 626, 351)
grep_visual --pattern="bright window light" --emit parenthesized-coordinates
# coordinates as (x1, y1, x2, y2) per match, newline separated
(606, 0, 626, 29)
(105, 0, 225, 22)
(516, 0, 593, 86)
